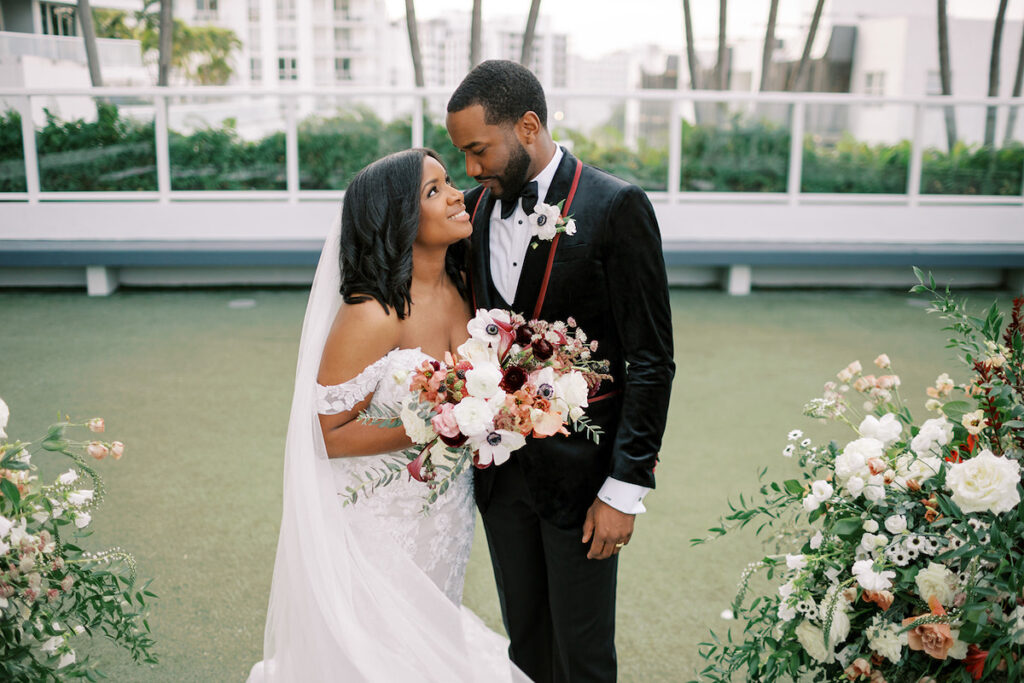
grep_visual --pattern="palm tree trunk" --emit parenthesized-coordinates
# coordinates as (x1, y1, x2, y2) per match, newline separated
(157, 0, 173, 86)
(937, 0, 958, 152)
(787, 0, 826, 91)
(759, 0, 779, 91)
(469, 0, 482, 69)
(77, 0, 104, 87)
(1001, 9, 1023, 144)
(520, 0, 541, 68)
(682, 0, 701, 90)
(404, 0, 424, 87)
(984, 0, 1009, 147)
(716, 0, 728, 91)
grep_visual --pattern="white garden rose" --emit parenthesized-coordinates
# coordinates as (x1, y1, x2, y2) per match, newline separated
(910, 417, 954, 456)
(859, 413, 902, 446)
(457, 338, 498, 366)
(948, 629, 969, 659)
(811, 480, 833, 500)
(465, 362, 504, 400)
(894, 452, 943, 488)
(845, 476, 865, 498)
(884, 514, 907, 535)
(946, 449, 1021, 514)
(400, 402, 438, 444)
(914, 562, 958, 606)
(862, 474, 887, 503)
(451, 396, 496, 437)
(555, 371, 590, 411)
(795, 620, 834, 663)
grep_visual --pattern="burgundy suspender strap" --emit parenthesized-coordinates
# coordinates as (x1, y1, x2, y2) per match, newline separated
(531, 159, 583, 321)
(467, 190, 488, 312)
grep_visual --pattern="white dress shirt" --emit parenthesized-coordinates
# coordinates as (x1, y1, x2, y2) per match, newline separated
(488, 146, 652, 515)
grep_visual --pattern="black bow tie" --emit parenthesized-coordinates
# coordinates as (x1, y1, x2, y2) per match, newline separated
(499, 181, 538, 220)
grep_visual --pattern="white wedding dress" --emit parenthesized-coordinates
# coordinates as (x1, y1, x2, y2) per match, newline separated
(247, 217, 528, 682)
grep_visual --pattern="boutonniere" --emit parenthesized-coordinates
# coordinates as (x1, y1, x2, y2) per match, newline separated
(528, 201, 577, 249)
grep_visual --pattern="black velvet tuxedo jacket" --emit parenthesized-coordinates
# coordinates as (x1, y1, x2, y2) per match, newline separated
(466, 148, 676, 529)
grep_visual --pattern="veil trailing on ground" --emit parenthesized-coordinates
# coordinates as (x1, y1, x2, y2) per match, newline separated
(248, 214, 525, 682)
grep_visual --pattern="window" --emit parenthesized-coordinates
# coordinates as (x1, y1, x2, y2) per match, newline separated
(40, 2, 76, 37)
(864, 72, 886, 96)
(196, 0, 218, 21)
(278, 26, 297, 51)
(278, 57, 298, 81)
(334, 57, 351, 81)
(276, 0, 296, 21)
(926, 70, 947, 96)
(334, 0, 350, 19)
(248, 0, 260, 22)
(334, 28, 351, 50)
(250, 58, 262, 82)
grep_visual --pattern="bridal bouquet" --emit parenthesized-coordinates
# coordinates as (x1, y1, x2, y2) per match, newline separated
(348, 309, 611, 505)
(0, 399, 157, 681)
(695, 272, 1024, 682)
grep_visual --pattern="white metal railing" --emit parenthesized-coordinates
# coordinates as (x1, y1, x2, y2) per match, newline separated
(0, 85, 1022, 207)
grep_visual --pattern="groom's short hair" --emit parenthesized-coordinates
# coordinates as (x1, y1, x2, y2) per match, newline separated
(447, 60, 548, 128)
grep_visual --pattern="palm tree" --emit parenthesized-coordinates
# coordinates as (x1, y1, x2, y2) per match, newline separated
(157, 0, 173, 86)
(983, 0, 1010, 147)
(787, 0, 826, 91)
(759, 0, 780, 91)
(404, 0, 424, 88)
(521, 0, 542, 68)
(937, 0, 958, 152)
(682, 0, 701, 90)
(716, 0, 728, 91)
(78, 0, 104, 87)
(1002, 12, 1024, 144)
(469, 0, 482, 69)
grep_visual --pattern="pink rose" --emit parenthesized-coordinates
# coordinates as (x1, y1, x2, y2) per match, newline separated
(430, 404, 461, 439)
(110, 442, 125, 460)
(87, 418, 105, 433)
(87, 442, 108, 460)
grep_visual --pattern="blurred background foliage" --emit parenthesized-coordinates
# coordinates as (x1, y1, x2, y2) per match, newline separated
(1, 104, 1021, 196)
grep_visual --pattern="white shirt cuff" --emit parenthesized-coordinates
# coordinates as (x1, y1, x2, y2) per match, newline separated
(597, 477, 652, 515)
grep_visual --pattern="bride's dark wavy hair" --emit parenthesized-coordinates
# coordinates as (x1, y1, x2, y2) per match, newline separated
(340, 148, 469, 319)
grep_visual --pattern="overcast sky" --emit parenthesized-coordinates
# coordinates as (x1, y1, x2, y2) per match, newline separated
(384, 0, 1024, 59)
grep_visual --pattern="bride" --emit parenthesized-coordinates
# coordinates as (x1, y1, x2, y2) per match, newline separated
(248, 148, 527, 682)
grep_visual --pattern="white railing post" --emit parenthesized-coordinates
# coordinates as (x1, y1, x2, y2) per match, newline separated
(907, 102, 925, 207)
(18, 95, 40, 204)
(154, 93, 171, 203)
(412, 94, 424, 148)
(667, 99, 682, 201)
(285, 98, 299, 203)
(787, 100, 805, 207)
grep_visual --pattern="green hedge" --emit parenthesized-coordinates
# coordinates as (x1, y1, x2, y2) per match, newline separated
(1, 104, 1021, 196)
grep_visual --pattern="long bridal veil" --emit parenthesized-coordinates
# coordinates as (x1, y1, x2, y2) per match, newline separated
(248, 215, 525, 682)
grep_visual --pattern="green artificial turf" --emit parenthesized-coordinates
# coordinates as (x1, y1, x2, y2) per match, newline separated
(0, 286, 1014, 681)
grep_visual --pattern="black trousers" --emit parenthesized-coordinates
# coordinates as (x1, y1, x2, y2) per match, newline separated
(480, 458, 618, 683)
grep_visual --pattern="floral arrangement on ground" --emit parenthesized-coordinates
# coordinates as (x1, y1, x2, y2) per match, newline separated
(694, 272, 1024, 682)
(0, 401, 157, 681)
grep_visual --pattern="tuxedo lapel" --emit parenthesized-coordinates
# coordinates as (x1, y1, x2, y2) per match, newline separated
(512, 148, 579, 317)
(469, 188, 496, 311)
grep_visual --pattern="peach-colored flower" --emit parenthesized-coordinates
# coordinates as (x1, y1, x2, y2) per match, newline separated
(845, 658, 871, 680)
(906, 478, 922, 492)
(87, 418, 105, 433)
(853, 377, 872, 393)
(903, 596, 954, 660)
(87, 442, 108, 460)
(877, 375, 900, 389)
(110, 441, 125, 460)
(430, 404, 460, 439)
(924, 507, 941, 523)
(874, 354, 891, 369)
(867, 457, 887, 475)
(862, 589, 894, 611)
(869, 670, 887, 683)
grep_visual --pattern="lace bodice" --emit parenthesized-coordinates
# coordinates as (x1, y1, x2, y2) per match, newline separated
(316, 347, 475, 604)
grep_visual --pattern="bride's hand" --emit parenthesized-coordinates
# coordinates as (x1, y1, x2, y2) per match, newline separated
(581, 499, 635, 560)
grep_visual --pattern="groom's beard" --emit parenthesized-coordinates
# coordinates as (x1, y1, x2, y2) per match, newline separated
(485, 141, 532, 202)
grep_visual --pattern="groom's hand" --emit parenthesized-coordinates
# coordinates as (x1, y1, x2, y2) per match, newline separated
(582, 498, 635, 560)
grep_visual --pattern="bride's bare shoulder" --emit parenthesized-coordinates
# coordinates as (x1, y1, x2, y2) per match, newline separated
(317, 298, 401, 386)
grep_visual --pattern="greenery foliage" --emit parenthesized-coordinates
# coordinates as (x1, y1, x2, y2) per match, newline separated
(0, 407, 157, 681)
(2, 105, 1021, 196)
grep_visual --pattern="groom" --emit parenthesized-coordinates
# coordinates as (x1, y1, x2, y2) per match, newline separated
(446, 61, 675, 682)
